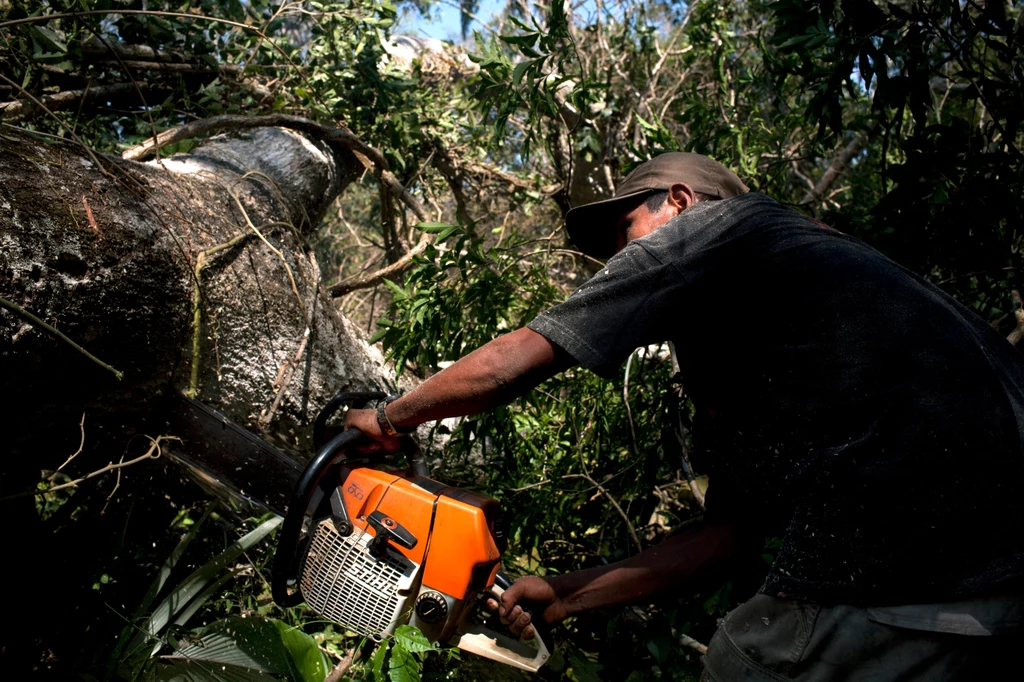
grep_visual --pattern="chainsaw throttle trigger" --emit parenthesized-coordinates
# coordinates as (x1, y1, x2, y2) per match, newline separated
(366, 510, 417, 558)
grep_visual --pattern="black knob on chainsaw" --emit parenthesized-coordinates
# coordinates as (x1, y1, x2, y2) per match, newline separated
(366, 510, 417, 558)
(415, 591, 449, 624)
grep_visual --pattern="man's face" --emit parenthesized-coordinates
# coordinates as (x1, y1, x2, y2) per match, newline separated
(614, 195, 679, 253)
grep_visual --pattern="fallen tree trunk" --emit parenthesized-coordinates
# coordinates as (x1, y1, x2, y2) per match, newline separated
(0, 126, 398, 467)
(0, 123, 423, 677)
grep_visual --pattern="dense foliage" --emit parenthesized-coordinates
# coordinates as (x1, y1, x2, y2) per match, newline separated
(2, 0, 1021, 680)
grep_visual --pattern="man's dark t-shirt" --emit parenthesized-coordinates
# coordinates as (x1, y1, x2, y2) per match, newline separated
(528, 193, 1024, 606)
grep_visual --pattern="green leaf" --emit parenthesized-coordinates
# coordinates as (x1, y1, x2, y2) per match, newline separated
(161, 616, 327, 682)
(171, 617, 292, 674)
(132, 517, 282, 649)
(381, 279, 407, 300)
(29, 26, 68, 54)
(434, 225, 462, 241)
(276, 621, 328, 682)
(147, 659, 277, 681)
(368, 641, 389, 681)
(393, 626, 434, 654)
(413, 222, 459, 234)
(512, 60, 531, 85)
(387, 644, 421, 682)
(135, 503, 215, 619)
(499, 33, 539, 48)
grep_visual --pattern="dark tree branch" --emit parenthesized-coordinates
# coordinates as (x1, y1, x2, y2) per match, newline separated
(432, 143, 471, 227)
(800, 126, 874, 206)
(328, 235, 432, 298)
(122, 113, 385, 167)
(123, 114, 430, 224)
(1, 83, 142, 123)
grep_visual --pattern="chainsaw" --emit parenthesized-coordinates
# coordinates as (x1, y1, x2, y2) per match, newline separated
(168, 391, 551, 673)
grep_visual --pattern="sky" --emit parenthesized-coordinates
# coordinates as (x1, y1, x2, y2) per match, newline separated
(398, 0, 506, 43)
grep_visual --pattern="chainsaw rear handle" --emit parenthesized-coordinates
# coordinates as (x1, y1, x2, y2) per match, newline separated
(450, 574, 553, 673)
(494, 571, 554, 655)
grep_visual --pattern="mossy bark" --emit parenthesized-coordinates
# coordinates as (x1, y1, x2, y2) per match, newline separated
(0, 127, 397, 468)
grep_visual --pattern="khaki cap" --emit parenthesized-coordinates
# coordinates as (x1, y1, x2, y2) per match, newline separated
(566, 152, 748, 259)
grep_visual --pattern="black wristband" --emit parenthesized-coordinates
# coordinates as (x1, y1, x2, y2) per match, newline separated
(376, 394, 413, 437)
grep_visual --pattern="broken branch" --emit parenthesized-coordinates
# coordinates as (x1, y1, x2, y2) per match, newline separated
(800, 127, 874, 207)
(680, 633, 708, 655)
(121, 113, 388, 170)
(0, 296, 123, 380)
(328, 234, 432, 298)
(1, 83, 141, 123)
(3, 435, 176, 502)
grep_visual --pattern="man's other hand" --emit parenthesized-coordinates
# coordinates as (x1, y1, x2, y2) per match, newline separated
(343, 407, 402, 453)
(486, 576, 570, 641)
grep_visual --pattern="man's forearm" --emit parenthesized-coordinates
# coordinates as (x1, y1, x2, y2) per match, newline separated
(386, 327, 574, 429)
(548, 522, 740, 617)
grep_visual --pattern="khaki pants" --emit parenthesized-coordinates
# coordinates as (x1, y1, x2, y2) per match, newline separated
(701, 593, 1024, 681)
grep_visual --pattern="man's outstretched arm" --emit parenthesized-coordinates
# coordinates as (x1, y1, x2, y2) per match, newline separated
(345, 326, 576, 445)
(497, 522, 741, 640)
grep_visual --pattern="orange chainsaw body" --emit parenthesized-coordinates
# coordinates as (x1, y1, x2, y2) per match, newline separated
(273, 411, 550, 672)
(333, 466, 504, 604)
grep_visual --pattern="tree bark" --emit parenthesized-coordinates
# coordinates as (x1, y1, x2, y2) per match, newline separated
(0, 126, 399, 467)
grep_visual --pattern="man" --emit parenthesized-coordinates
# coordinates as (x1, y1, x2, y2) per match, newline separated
(346, 153, 1024, 680)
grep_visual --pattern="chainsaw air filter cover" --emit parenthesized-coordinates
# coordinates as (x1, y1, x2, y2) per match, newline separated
(301, 519, 417, 637)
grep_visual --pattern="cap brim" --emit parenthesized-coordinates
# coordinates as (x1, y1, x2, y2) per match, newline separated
(565, 189, 653, 260)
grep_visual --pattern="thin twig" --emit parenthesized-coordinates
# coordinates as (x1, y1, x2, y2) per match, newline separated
(564, 473, 642, 553)
(51, 413, 88, 479)
(679, 633, 708, 655)
(325, 646, 363, 682)
(623, 350, 638, 454)
(3, 435, 176, 502)
(230, 193, 307, 322)
(508, 478, 554, 493)
(260, 326, 310, 426)
(103, 449, 130, 514)
(0, 296, 123, 380)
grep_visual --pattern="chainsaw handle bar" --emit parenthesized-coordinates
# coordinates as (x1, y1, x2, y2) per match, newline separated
(274, 388, 430, 607)
(312, 390, 388, 450)
(312, 390, 429, 477)
(273, 427, 366, 606)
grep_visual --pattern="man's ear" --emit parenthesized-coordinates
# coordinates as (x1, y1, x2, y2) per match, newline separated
(665, 183, 697, 215)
